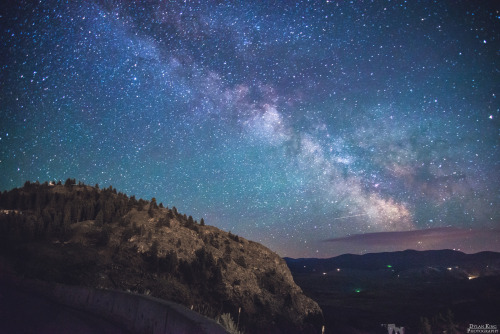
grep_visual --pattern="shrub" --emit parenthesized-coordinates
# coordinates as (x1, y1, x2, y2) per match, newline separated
(235, 256, 247, 268)
(217, 313, 242, 334)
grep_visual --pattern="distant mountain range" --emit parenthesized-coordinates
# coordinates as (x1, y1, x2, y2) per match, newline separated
(285, 249, 500, 275)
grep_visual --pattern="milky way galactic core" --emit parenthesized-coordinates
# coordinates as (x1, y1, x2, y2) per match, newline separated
(1, 1, 499, 257)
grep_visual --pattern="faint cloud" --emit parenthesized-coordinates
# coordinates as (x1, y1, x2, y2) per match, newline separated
(323, 227, 500, 254)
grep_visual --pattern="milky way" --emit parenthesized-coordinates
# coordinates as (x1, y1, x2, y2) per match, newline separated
(1, 0, 499, 257)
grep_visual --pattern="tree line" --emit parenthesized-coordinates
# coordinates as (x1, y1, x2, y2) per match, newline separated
(0, 179, 199, 242)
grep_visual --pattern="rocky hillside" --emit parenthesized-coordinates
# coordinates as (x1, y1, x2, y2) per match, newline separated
(0, 180, 322, 333)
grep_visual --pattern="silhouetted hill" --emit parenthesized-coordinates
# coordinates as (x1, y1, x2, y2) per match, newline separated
(0, 180, 322, 334)
(285, 250, 500, 333)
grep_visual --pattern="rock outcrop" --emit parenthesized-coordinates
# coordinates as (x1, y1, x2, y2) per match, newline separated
(0, 181, 322, 333)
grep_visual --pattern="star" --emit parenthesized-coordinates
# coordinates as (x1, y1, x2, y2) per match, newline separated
(0, 0, 498, 257)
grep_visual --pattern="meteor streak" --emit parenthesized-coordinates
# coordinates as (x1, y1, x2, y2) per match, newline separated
(332, 213, 370, 220)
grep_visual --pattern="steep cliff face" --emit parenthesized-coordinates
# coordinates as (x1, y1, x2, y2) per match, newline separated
(0, 182, 322, 333)
(140, 222, 322, 333)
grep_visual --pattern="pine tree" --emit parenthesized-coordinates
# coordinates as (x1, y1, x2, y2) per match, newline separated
(149, 239, 160, 272)
(419, 317, 432, 334)
(444, 309, 459, 334)
(103, 199, 115, 223)
(95, 209, 104, 226)
(160, 251, 178, 273)
(148, 198, 157, 217)
(97, 224, 112, 246)
(137, 199, 145, 211)
(64, 178, 76, 187)
(63, 202, 72, 227)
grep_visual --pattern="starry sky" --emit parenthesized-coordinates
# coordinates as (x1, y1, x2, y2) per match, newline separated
(1, 0, 499, 257)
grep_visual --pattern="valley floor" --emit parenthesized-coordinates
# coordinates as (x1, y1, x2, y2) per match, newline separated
(292, 271, 500, 333)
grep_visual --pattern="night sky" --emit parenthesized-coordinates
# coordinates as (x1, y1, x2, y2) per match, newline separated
(1, 0, 499, 257)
